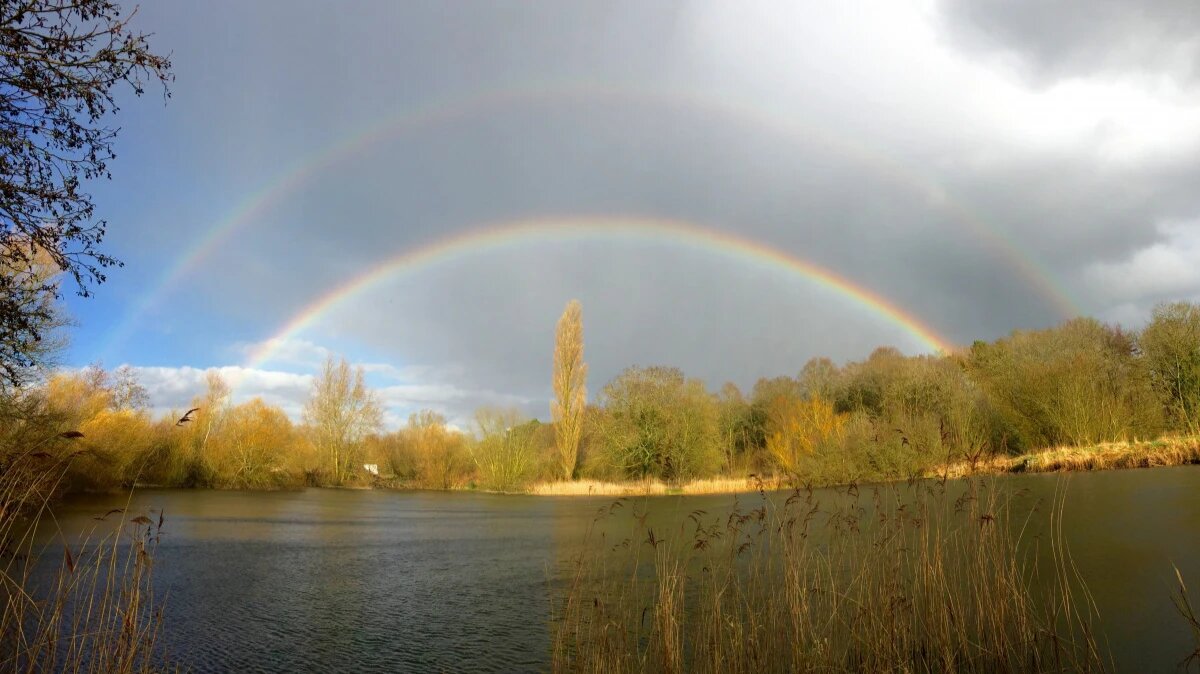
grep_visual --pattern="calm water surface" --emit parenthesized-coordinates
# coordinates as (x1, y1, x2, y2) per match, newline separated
(38, 466, 1200, 672)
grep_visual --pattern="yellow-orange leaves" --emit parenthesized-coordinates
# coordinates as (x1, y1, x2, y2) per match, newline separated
(765, 396, 846, 475)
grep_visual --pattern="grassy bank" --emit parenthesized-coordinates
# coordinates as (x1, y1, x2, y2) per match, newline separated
(936, 435, 1200, 481)
(526, 476, 786, 497)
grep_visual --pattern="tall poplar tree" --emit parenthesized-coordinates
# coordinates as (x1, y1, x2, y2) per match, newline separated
(552, 299, 586, 480)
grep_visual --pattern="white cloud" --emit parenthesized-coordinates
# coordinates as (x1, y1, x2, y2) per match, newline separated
(1095, 302, 1154, 329)
(678, 0, 1200, 165)
(120, 353, 538, 431)
(128, 365, 313, 420)
(233, 337, 467, 384)
(378, 383, 534, 429)
(357, 361, 464, 383)
(1084, 220, 1200, 311)
(231, 337, 331, 369)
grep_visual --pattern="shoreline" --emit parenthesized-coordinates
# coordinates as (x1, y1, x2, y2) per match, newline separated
(524, 435, 1200, 497)
(934, 435, 1200, 481)
(102, 436, 1200, 499)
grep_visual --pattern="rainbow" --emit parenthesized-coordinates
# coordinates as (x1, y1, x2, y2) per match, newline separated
(104, 82, 1078, 357)
(241, 216, 954, 373)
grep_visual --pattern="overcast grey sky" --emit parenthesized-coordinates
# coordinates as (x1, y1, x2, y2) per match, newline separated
(62, 0, 1200, 427)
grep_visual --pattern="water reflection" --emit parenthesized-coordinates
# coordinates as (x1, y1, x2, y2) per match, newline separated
(36, 466, 1200, 673)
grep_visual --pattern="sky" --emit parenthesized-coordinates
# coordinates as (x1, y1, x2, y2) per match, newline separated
(56, 0, 1200, 428)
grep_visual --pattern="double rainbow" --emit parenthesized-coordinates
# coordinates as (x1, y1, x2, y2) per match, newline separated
(103, 82, 1078, 363)
(241, 216, 953, 372)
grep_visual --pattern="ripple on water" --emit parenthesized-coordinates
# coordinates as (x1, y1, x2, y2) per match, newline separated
(37, 471, 1200, 673)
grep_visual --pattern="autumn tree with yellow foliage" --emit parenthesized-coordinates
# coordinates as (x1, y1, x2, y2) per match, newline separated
(42, 365, 159, 490)
(406, 410, 466, 489)
(213, 398, 295, 488)
(552, 300, 587, 480)
(765, 395, 846, 476)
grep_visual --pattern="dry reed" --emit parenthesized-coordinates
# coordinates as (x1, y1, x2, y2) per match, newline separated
(1176, 566, 1200, 672)
(0, 435, 172, 672)
(551, 477, 1111, 673)
(535, 436, 1200, 500)
(938, 436, 1200, 480)
(529, 476, 787, 497)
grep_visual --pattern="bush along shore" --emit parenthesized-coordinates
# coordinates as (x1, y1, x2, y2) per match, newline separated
(528, 435, 1200, 497)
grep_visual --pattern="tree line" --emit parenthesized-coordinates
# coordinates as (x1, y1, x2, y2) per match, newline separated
(550, 299, 1200, 487)
(4, 300, 1200, 493)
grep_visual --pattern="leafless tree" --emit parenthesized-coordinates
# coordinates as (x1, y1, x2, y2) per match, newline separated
(0, 0, 171, 385)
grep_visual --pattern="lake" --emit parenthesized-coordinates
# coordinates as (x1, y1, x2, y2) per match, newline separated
(36, 465, 1200, 672)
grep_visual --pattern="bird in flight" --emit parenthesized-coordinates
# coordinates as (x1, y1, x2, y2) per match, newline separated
(176, 408, 200, 426)
(93, 508, 125, 521)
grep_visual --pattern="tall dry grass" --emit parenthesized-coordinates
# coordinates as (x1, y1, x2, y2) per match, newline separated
(1176, 566, 1200, 672)
(552, 477, 1110, 673)
(537, 435, 1200, 500)
(529, 476, 788, 497)
(0, 434, 171, 672)
(938, 436, 1200, 480)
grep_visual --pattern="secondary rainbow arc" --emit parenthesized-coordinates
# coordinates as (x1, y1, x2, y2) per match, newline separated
(103, 82, 1078, 358)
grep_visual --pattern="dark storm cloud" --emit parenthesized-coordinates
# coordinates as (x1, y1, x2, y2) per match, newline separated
(209, 107, 1045, 365)
(184, 84, 1110, 403)
(216, 96, 1067, 329)
(76, 1, 1200, 423)
(936, 0, 1200, 83)
(315, 242, 936, 398)
(933, 145, 1200, 311)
